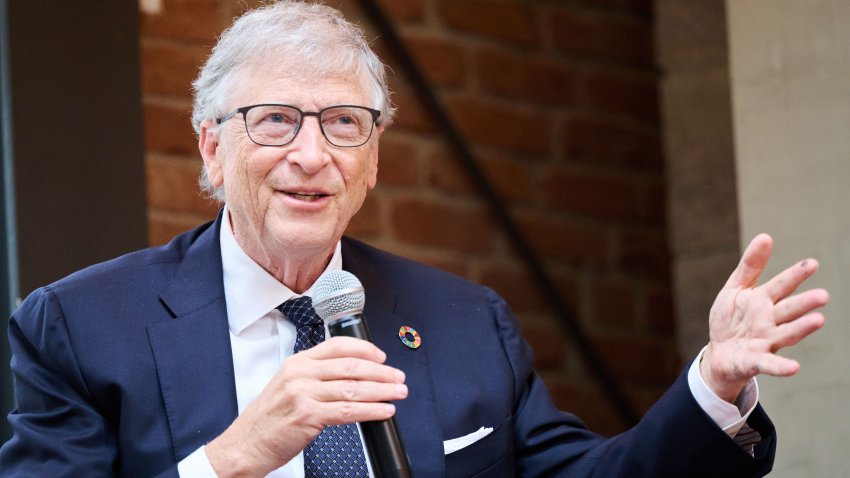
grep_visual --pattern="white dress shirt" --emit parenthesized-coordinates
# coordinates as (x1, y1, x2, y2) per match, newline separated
(179, 207, 758, 476)
(179, 208, 373, 477)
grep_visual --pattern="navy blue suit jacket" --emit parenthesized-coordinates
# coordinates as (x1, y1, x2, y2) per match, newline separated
(1, 215, 776, 477)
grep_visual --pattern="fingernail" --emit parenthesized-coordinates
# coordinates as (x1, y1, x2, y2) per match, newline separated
(395, 370, 406, 382)
(396, 383, 408, 396)
(385, 404, 396, 416)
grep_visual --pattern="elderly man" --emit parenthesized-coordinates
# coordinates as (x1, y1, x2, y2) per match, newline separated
(0, 2, 828, 477)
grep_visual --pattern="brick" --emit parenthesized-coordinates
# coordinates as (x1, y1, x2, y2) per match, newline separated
(562, 117, 662, 172)
(143, 101, 198, 156)
(437, 0, 538, 47)
(446, 95, 550, 156)
(376, 133, 421, 187)
(479, 155, 535, 202)
(140, 0, 224, 43)
(549, 9, 653, 65)
(538, 165, 643, 221)
(346, 193, 382, 238)
(475, 48, 576, 106)
(515, 211, 608, 265)
(519, 317, 568, 370)
(140, 41, 210, 97)
(148, 210, 213, 246)
(388, 84, 438, 133)
(581, 70, 660, 124)
(577, 0, 653, 17)
(646, 285, 675, 334)
(590, 277, 637, 329)
(617, 226, 670, 280)
(477, 262, 549, 314)
(146, 155, 220, 216)
(425, 146, 534, 202)
(223, 0, 267, 16)
(324, 0, 364, 21)
(406, 34, 467, 88)
(644, 181, 666, 227)
(546, 379, 627, 436)
(389, 196, 496, 253)
(589, 333, 676, 385)
(377, 0, 427, 24)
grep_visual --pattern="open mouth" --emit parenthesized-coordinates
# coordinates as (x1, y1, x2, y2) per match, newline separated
(284, 191, 329, 202)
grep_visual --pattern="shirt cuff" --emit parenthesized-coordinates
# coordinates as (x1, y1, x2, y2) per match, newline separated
(687, 346, 760, 438)
(177, 446, 219, 478)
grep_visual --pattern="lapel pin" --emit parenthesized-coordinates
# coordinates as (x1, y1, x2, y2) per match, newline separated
(398, 326, 421, 349)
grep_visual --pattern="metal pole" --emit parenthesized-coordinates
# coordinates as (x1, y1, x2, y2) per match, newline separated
(0, 0, 20, 442)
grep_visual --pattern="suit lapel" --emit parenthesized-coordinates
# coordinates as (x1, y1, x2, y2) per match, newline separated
(343, 240, 445, 477)
(147, 214, 239, 461)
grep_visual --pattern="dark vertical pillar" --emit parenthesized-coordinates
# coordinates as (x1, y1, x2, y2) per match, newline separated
(1, 0, 147, 441)
(8, 0, 148, 295)
(0, 0, 18, 443)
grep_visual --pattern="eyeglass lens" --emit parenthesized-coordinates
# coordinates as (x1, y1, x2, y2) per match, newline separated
(244, 105, 375, 147)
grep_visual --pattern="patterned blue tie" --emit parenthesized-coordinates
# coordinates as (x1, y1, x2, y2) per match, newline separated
(278, 296, 369, 477)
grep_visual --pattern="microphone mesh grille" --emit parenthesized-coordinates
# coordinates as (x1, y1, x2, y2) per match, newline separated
(311, 270, 365, 320)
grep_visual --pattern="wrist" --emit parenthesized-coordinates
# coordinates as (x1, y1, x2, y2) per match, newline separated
(700, 346, 747, 403)
(205, 431, 273, 478)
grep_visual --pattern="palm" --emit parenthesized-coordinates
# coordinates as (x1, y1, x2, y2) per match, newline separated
(702, 234, 828, 402)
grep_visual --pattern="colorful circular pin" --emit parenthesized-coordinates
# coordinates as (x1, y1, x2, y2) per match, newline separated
(398, 326, 421, 349)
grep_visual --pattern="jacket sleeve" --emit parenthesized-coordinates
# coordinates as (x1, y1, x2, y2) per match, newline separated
(0, 287, 119, 477)
(488, 288, 777, 478)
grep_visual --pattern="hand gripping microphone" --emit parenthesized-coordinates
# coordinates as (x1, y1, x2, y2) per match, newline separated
(312, 270, 413, 478)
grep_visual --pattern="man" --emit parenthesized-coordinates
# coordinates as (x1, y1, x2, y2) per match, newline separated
(0, 2, 828, 477)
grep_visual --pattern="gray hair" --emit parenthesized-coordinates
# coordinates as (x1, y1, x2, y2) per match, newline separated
(191, 0, 395, 202)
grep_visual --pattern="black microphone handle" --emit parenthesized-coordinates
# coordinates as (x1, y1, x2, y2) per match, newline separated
(328, 313, 413, 478)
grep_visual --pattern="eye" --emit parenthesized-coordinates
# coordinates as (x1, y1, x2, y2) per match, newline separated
(262, 110, 298, 125)
(336, 115, 355, 125)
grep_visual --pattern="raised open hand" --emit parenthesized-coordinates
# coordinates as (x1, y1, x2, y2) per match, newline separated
(701, 234, 829, 403)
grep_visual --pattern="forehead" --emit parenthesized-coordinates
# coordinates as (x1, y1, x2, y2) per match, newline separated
(228, 64, 371, 109)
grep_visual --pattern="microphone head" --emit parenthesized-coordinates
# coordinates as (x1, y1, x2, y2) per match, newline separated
(311, 270, 365, 321)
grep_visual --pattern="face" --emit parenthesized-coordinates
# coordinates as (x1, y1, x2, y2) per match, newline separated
(199, 66, 381, 269)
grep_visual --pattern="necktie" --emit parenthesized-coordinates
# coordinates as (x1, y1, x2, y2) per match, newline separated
(278, 296, 369, 478)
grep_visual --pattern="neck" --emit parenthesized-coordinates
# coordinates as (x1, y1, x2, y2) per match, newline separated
(262, 247, 334, 294)
(226, 211, 337, 294)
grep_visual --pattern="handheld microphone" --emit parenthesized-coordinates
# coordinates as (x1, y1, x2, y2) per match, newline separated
(312, 270, 412, 478)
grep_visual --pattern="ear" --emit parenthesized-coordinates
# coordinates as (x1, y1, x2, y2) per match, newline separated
(198, 119, 224, 188)
(366, 124, 383, 190)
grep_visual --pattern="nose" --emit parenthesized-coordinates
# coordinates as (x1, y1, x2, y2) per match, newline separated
(286, 116, 329, 174)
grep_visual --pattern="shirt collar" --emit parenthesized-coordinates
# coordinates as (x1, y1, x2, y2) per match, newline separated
(219, 205, 343, 335)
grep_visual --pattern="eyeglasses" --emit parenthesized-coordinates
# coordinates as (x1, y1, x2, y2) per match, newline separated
(215, 104, 381, 148)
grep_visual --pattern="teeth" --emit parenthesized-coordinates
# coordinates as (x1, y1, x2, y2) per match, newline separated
(287, 192, 324, 201)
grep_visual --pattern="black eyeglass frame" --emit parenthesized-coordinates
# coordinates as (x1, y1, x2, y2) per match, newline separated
(215, 103, 381, 148)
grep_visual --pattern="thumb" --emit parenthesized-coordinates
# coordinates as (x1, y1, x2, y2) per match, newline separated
(724, 233, 773, 289)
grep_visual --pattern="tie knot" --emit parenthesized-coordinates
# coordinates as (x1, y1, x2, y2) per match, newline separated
(278, 296, 321, 329)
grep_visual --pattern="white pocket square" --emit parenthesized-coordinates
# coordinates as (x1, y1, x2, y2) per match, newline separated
(443, 426, 494, 455)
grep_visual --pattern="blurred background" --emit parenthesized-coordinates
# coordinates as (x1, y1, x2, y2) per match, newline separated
(0, 1, 847, 475)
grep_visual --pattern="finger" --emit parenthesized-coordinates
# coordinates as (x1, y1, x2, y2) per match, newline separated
(312, 380, 408, 403)
(773, 288, 830, 325)
(301, 336, 387, 363)
(770, 312, 825, 350)
(725, 233, 773, 289)
(754, 353, 801, 377)
(313, 401, 397, 427)
(761, 258, 820, 302)
(308, 356, 406, 384)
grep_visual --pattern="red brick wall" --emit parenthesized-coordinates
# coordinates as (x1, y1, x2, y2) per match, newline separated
(141, 0, 673, 436)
